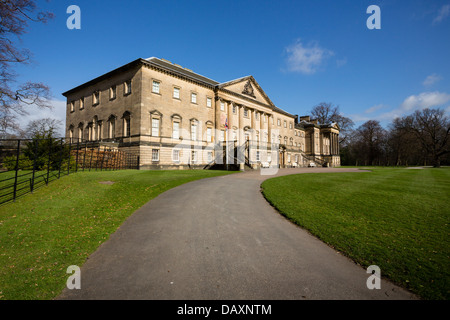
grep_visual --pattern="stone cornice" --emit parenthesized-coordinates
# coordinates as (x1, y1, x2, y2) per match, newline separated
(142, 60, 217, 90)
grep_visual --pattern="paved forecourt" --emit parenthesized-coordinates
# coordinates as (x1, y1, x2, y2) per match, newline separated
(58, 167, 417, 300)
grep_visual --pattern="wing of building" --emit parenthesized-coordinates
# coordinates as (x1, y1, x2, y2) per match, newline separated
(62, 57, 340, 169)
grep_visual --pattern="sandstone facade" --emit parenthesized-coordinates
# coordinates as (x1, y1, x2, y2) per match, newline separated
(63, 57, 340, 169)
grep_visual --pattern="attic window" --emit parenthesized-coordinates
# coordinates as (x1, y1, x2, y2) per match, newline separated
(93, 91, 100, 105)
(124, 80, 132, 95)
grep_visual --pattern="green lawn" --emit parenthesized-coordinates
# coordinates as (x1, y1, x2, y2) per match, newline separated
(261, 167, 450, 300)
(0, 169, 234, 300)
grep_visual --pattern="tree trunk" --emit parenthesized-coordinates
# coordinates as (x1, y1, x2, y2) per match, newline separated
(434, 156, 441, 168)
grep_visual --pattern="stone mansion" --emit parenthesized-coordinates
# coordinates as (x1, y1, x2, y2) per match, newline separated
(63, 57, 340, 170)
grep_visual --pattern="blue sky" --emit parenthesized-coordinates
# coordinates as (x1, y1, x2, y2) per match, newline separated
(14, 0, 450, 131)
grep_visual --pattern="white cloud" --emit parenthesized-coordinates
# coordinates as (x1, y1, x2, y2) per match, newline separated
(365, 104, 386, 114)
(433, 4, 450, 25)
(17, 99, 67, 136)
(399, 91, 450, 111)
(348, 114, 371, 123)
(422, 73, 442, 87)
(285, 39, 334, 74)
(351, 91, 450, 124)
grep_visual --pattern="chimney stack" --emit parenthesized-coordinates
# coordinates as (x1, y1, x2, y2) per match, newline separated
(300, 116, 310, 122)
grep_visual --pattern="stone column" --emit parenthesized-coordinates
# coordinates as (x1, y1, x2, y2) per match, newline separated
(330, 133, 334, 155)
(226, 102, 234, 164)
(238, 105, 245, 169)
(215, 98, 222, 143)
(333, 133, 337, 155)
(250, 109, 255, 140)
(331, 133, 335, 155)
(336, 133, 339, 155)
(227, 102, 233, 132)
(214, 97, 223, 164)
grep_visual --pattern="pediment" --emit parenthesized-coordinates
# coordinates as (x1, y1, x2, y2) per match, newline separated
(330, 122, 340, 130)
(218, 76, 274, 107)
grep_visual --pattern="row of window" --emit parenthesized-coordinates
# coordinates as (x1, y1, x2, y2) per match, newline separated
(152, 79, 209, 106)
(151, 80, 301, 128)
(150, 148, 303, 164)
(69, 80, 132, 112)
(151, 149, 213, 163)
(69, 109, 306, 147)
(68, 112, 130, 142)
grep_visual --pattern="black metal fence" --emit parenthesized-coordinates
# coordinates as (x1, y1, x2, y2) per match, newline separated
(0, 138, 139, 205)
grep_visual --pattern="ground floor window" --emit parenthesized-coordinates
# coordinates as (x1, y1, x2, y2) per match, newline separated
(173, 149, 180, 162)
(152, 149, 159, 161)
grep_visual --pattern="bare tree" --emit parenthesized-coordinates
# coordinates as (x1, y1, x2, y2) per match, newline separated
(0, 0, 54, 137)
(407, 108, 450, 167)
(387, 117, 422, 166)
(24, 117, 62, 139)
(311, 102, 340, 124)
(353, 120, 387, 166)
(310, 102, 355, 144)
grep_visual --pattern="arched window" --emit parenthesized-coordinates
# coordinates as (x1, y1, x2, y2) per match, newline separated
(107, 115, 116, 139)
(150, 110, 162, 137)
(78, 122, 84, 142)
(171, 114, 182, 140)
(68, 125, 74, 143)
(190, 119, 199, 141)
(87, 122, 93, 141)
(97, 120, 103, 141)
(92, 116, 98, 141)
(205, 120, 214, 143)
(122, 111, 131, 137)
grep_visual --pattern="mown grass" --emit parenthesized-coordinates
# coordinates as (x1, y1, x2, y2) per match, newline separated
(261, 167, 450, 300)
(0, 169, 234, 300)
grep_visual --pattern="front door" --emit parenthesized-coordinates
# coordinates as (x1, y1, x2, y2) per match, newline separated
(279, 151, 284, 168)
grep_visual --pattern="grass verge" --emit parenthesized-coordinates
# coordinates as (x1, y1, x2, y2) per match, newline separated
(261, 167, 449, 300)
(0, 169, 234, 300)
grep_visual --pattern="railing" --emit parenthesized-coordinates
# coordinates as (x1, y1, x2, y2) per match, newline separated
(300, 151, 327, 167)
(0, 138, 139, 205)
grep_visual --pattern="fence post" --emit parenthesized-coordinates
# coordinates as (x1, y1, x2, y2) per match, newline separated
(58, 138, 63, 179)
(113, 150, 117, 170)
(75, 139, 80, 172)
(95, 146, 100, 171)
(46, 138, 52, 185)
(12, 139, 21, 202)
(82, 142, 86, 171)
(67, 138, 71, 175)
(89, 146, 93, 171)
(136, 155, 140, 170)
(100, 147, 105, 171)
(30, 139, 38, 194)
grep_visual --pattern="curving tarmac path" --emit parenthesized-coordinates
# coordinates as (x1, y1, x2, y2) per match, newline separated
(58, 167, 417, 300)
